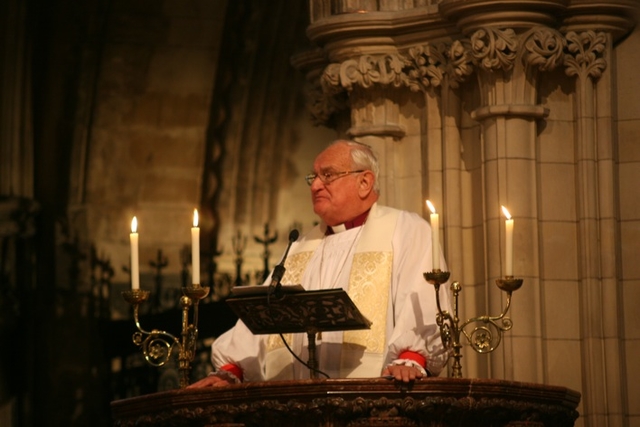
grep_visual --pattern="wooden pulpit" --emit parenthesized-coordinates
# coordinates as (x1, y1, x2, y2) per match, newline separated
(111, 377, 581, 426)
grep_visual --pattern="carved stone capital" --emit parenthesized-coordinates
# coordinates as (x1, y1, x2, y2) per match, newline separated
(564, 30, 608, 81)
(334, 54, 406, 91)
(521, 27, 566, 72)
(470, 27, 519, 72)
(297, 25, 614, 126)
(403, 40, 474, 91)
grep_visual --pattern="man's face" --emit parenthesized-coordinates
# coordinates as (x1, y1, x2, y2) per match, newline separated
(309, 144, 361, 226)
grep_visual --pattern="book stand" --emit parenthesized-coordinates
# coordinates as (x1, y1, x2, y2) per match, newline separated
(226, 286, 371, 378)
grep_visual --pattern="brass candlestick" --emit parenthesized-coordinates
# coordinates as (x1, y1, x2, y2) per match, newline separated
(424, 270, 523, 378)
(122, 284, 210, 388)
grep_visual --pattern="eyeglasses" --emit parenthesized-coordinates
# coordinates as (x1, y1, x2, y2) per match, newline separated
(305, 170, 365, 186)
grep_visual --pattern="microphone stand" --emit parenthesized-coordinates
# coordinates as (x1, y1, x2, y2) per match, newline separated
(268, 229, 298, 299)
(262, 229, 327, 378)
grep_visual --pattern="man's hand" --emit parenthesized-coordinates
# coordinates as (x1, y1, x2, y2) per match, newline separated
(186, 375, 231, 388)
(381, 364, 424, 382)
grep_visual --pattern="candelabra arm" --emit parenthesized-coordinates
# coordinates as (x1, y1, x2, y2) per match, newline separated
(424, 272, 523, 378)
(122, 289, 179, 367)
(131, 302, 150, 335)
(460, 292, 514, 330)
(457, 279, 520, 355)
(122, 286, 209, 389)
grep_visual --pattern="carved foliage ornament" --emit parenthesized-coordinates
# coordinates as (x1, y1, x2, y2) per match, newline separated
(564, 30, 608, 81)
(403, 40, 474, 91)
(404, 44, 446, 91)
(471, 28, 518, 71)
(310, 28, 607, 124)
(522, 27, 566, 72)
(323, 54, 406, 92)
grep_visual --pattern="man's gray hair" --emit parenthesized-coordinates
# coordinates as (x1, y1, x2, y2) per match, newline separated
(336, 140, 380, 194)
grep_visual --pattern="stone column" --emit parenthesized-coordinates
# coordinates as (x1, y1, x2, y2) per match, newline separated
(467, 26, 565, 383)
(564, 29, 625, 426)
(561, 2, 635, 422)
(0, 0, 33, 198)
(321, 53, 428, 210)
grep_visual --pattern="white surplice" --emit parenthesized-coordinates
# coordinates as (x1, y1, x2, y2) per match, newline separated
(210, 203, 451, 382)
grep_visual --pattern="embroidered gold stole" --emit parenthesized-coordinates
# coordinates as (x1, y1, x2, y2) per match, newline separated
(276, 204, 398, 359)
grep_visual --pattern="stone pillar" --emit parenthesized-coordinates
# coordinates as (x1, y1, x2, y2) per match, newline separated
(0, 0, 33, 198)
(320, 53, 422, 210)
(467, 26, 566, 383)
(564, 29, 625, 426)
(560, 2, 635, 422)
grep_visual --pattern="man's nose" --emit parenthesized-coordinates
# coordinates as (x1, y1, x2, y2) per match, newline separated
(309, 176, 324, 190)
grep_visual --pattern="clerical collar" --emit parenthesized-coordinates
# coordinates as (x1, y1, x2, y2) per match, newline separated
(325, 209, 370, 235)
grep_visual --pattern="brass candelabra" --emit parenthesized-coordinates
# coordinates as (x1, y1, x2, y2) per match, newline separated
(122, 284, 210, 388)
(424, 270, 523, 378)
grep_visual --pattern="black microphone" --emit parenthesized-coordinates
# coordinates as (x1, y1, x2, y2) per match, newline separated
(268, 229, 299, 297)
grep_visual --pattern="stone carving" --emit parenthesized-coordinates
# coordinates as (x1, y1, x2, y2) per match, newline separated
(446, 39, 475, 88)
(402, 40, 474, 92)
(306, 26, 608, 126)
(403, 44, 447, 91)
(521, 27, 566, 72)
(306, 77, 347, 126)
(328, 54, 407, 91)
(470, 27, 518, 71)
(564, 30, 608, 81)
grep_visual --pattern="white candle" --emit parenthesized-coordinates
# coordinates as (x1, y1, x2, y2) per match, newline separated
(191, 209, 200, 285)
(501, 206, 514, 277)
(130, 217, 140, 290)
(426, 200, 440, 270)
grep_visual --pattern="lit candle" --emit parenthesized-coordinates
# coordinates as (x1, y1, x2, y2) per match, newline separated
(426, 200, 440, 271)
(130, 217, 140, 290)
(501, 206, 514, 277)
(191, 209, 200, 285)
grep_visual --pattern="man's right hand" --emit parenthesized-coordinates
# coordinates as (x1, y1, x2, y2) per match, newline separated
(186, 375, 232, 388)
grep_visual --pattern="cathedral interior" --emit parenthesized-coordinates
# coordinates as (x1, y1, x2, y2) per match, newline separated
(1, 0, 640, 426)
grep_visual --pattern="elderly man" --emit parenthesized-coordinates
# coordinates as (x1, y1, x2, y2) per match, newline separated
(189, 140, 450, 387)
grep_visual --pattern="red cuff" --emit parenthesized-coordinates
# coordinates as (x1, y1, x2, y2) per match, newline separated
(398, 350, 426, 369)
(219, 363, 243, 382)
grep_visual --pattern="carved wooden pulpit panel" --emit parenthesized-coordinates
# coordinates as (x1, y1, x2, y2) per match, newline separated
(111, 377, 581, 427)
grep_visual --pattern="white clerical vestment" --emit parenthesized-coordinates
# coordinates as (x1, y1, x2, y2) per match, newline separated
(210, 203, 451, 382)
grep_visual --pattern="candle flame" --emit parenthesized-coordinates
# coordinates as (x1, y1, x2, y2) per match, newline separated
(193, 209, 199, 227)
(426, 200, 436, 214)
(501, 206, 512, 220)
(131, 216, 138, 233)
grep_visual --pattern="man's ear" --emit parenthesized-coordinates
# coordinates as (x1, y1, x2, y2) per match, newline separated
(357, 171, 375, 198)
